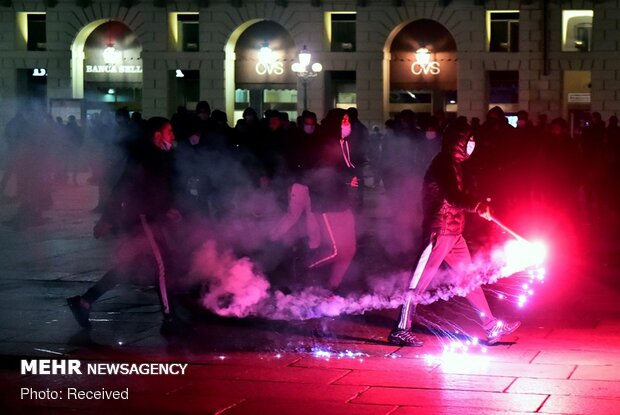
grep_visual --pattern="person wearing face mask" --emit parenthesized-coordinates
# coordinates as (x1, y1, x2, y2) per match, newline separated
(418, 115, 442, 172)
(305, 108, 358, 290)
(286, 111, 320, 172)
(388, 119, 521, 347)
(67, 117, 187, 336)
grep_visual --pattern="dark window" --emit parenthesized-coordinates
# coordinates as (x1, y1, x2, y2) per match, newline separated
(326, 71, 356, 109)
(178, 14, 199, 52)
(489, 71, 519, 103)
(489, 12, 519, 52)
(331, 13, 356, 52)
(27, 14, 46, 51)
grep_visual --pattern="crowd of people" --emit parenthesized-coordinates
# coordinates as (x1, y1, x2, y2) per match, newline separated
(2, 99, 619, 342)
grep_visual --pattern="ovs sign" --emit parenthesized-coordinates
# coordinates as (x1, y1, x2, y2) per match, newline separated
(411, 47, 441, 76)
(411, 61, 440, 75)
(255, 62, 284, 76)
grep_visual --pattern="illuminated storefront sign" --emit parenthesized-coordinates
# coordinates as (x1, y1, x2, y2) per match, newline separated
(411, 61, 440, 75)
(255, 62, 284, 75)
(85, 64, 142, 74)
(411, 47, 440, 76)
(254, 44, 284, 76)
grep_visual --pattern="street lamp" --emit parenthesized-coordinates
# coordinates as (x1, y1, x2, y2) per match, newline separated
(291, 45, 322, 111)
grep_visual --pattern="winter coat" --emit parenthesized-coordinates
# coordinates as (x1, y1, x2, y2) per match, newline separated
(100, 139, 177, 231)
(421, 132, 480, 236)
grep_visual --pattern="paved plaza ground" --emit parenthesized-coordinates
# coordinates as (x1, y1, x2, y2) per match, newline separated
(0, 177, 619, 414)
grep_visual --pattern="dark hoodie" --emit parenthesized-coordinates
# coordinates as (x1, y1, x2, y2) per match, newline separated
(421, 120, 480, 236)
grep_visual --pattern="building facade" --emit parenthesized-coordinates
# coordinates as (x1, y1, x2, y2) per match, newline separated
(0, 0, 618, 131)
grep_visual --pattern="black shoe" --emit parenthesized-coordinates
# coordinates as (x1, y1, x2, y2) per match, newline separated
(388, 329, 424, 347)
(67, 296, 91, 329)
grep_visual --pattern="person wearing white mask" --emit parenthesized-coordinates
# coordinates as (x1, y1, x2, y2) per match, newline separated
(388, 119, 521, 347)
(305, 109, 358, 290)
(67, 117, 186, 336)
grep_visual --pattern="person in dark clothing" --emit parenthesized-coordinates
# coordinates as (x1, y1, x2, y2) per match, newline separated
(305, 109, 357, 289)
(65, 115, 84, 186)
(468, 106, 516, 213)
(580, 112, 607, 217)
(345, 107, 368, 212)
(5, 107, 54, 229)
(388, 119, 521, 347)
(67, 117, 185, 335)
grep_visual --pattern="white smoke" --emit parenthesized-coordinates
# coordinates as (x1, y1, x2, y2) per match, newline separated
(192, 237, 546, 320)
(190, 240, 270, 318)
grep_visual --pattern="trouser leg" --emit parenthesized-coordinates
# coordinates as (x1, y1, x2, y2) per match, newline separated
(140, 215, 173, 317)
(82, 269, 122, 305)
(465, 287, 496, 328)
(308, 210, 356, 290)
(395, 234, 458, 330)
(443, 235, 496, 327)
(396, 293, 417, 330)
(325, 210, 356, 289)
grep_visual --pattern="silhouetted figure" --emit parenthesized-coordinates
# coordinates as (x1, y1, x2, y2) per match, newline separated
(67, 117, 185, 336)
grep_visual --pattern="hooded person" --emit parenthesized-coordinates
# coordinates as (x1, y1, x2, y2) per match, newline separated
(304, 108, 358, 290)
(388, 119, 521, 347)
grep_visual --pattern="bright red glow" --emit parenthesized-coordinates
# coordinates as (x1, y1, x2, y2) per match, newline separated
(493, 239, 548, 275)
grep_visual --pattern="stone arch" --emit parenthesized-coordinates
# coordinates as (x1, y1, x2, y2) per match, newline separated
(382, 18, 459, 120)
(70, 19, 143, 99)
(224, 19, 298, 122)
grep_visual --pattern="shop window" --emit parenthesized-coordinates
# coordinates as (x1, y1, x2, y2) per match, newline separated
(487, 11, 519, 52)
(326, 71, 356, 109)
(26, 13, 46, 51)
(445, 90, 457, 113)
(563, 10, 593, 52)
(234, 89, 297, 123)
(328, 13, 356, 52)
(264, 89, 298, 120)
(389, 91, 432, 104)
(488, 71, 518, 104)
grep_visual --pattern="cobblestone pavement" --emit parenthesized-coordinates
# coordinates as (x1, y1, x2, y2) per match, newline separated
(0, 176, 619, 414)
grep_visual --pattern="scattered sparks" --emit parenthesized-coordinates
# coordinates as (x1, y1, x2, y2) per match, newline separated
(425, 340, 490, 371)
(311, 347, 367, 361)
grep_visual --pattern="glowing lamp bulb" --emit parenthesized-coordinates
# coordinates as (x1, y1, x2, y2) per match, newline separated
(258, 45, 273, 64)
(103, 46, 120, 64)
(299, 49, 311, 67)
(415, 47, 431, 65)
(311, 62, 322, 73)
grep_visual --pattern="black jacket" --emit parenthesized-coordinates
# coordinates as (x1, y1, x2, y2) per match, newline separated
(100, 139, 177, 231)
(422, 129, 480, 236)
